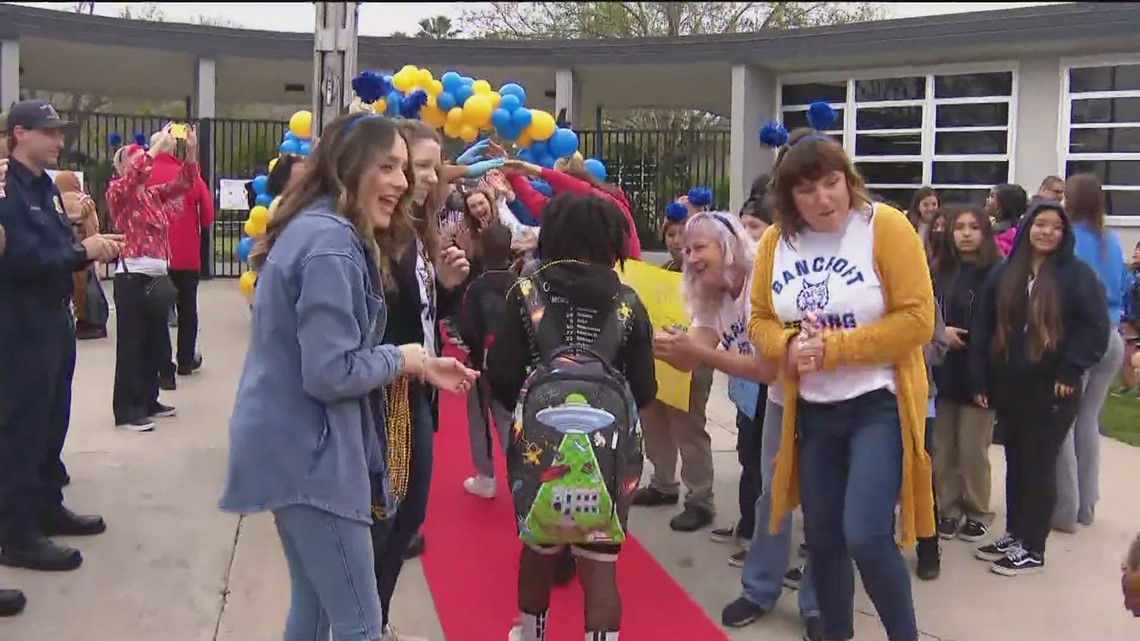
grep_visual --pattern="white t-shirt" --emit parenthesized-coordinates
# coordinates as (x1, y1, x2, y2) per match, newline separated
(768, 205, 895, 404)
(414, 238, 437, 356)
(692, 270, 755, 359)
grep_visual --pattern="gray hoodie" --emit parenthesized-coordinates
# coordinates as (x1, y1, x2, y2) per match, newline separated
(923, 298, 949, 399)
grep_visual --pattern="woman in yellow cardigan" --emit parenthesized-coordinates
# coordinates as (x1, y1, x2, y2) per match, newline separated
(748, 127, 934, 641)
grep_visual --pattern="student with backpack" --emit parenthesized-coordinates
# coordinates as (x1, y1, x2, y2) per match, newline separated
(459, 224, 520, 499)
(487, 192, 657, 641)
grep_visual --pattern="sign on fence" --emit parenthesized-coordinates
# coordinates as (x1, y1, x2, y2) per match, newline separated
(219, 179, 250, 210)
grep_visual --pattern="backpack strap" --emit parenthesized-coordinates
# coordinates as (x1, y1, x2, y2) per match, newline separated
(516, 275, 552, 367)
(517, 270, 638, 367)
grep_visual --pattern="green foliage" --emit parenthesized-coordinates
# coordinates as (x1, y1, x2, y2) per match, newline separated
(416, 15, 462, 38)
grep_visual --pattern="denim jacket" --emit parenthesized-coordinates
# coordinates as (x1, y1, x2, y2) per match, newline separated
(219, 199, 402, 524)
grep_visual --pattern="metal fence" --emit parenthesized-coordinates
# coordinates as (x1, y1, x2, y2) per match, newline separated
(55, 111, 731, 276)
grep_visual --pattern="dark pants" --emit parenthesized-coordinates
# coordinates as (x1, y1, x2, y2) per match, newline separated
(169, 269, 200, 368)
(798, 390, 916, 641)
(734, 383, 768, 537)
(371, 391, 434, 628)
(996, 379, 1080, 556)
(112, 273, 168, 424)
(0, 306, 75, 540)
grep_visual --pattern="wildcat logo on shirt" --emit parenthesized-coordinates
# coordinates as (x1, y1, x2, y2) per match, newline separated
(773, 255, 865, 331)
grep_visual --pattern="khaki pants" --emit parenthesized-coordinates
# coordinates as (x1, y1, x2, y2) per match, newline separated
(642, 367, 715, 511)
(931, 398, 995, 522)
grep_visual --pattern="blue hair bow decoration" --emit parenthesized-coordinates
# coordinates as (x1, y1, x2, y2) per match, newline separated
(806, 101, 838, 131)
(687, 186, 713, 208)
(352, 71, 390, 104)
(399, 89, 429, 119)
(665, 201, 688, 223)
(759, 121, 788, 148)
(108, 132, 123, 148)
(133, 132, 147, 148)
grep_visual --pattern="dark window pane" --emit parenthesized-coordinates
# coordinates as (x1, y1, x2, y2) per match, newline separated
(1069, 128, 1140, 153)
(1070, 97, 1140, 125)
(854, 77, 926, 102)
(856, 132, 921, 156)
(935, 103, 1009, 128)
(935, 130, 1008, 155)
(781, 82, 847, 106)
(856, 106, 923, 130)
(936, 188, 990, 206)
(934, 72, 1013, 98)
(1105, 190, 1140, 216)
(856, 161, 923, 185)
(868, 189, 915, 211)
(782, 108, 844, 132)
(1070, 65, 1140, 93)
(932, 161, 1009, 185)
(1067, 160, 1140, 187)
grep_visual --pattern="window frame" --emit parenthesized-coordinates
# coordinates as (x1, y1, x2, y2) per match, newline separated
(1060, 54, 1140, 227)
(777, 61, 1019, 205)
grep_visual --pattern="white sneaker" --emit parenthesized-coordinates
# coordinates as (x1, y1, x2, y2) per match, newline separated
(463, 475, 497, 499)
(508, 625, 522, 641)
(116, 418, 155, 432)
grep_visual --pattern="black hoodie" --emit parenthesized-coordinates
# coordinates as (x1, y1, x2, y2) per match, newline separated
(485, 261, 657, 411)
(933, 261, 995, 404)
(969, 201, 1110, 398)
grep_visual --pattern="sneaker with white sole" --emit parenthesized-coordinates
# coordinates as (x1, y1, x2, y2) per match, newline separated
(975, 533, 1018, 562)
(148, 403, 177, 418)
(116, 418, 155, 432)
(710, 522, 752, 548)
(463, 475, 496, 499)
(990, 543, 1044, 576)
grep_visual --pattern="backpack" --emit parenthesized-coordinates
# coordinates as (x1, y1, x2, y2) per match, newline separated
(505, 270, 645, 548)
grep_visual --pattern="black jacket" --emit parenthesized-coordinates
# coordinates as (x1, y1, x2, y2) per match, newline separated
(485, 261, 657, 411)
(969, 201, 1110, 397)
(932, 261, 995, 404)
(457, 265, 516, 369)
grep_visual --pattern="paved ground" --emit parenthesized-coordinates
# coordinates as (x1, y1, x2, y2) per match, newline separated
(1, 280, 1138, 641)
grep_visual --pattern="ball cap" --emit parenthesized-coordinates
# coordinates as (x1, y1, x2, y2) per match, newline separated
(4, 100, 76, 134)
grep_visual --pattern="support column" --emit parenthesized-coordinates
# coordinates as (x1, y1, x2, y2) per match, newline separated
(312, 1, 359, 139)
(554, 68, 582, 128)
(193, 57, 216, 119)
(193, 57, 218, 279)
(729, 64, 777, 215)
(1, 40, 19, 111)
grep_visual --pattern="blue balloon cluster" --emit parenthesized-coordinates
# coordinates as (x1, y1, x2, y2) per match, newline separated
(483, 81, 529, 141)
(278, 130, 312, 158)
(236, 236, 253, 264)
(251, 174, 272, 208)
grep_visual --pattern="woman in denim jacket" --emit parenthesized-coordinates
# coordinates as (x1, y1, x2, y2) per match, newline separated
(219, 114, 477, 641)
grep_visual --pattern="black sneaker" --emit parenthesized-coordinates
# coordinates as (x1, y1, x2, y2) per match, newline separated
(784, 565, 803, 589)
(915, 537, 941, 581)
(710, 523, 751, 546)
(728, 549, 747, 568)
(630, 487, 680, 507)
(975, 533, 1018, 562)
(669, 505, 714, 532)
(403, 533, 425, 560)
(937, 516, 961, 540)
(0, 588, 25, 617)
(803, 616, 824, 641)
(158, 373, 176, 391)
(990, 544, 1044, 576)
(958, 518, 988, 542)
(148, 403, 177, 419)
(720, 597, 769, 627)
(116, 418, 155, 433)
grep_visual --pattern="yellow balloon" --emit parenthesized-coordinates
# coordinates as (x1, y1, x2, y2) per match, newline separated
(426, 94, 438, 109)
(399, 64, 419, 77)
(428, 79, 444, 96)
(516, 132, 533, 148)
(443, 120, 462, 139)
(392, 71, 413, 93)
(421, 106, 446, 128)
(527, 110, 557, 141)
(244, 218, 259, 237)
(268, 156, 279, 172)
(269, 196, 282, 218)
(446, 107, 465, 126)
(463, 94, 493, 126)
(374, 99, 386, 114)
(489, 91, 502, 109)
(249, 205, 269, 227)
(289, 110, 313, 139)
(472, 79, 492, 95)
(459, 125, 479, 143)
(416, 68, 433, 87)
(239, 271, 257, 298)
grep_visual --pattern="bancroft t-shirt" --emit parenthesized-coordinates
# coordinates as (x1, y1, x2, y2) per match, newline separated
(769, 205, 895, 404)
(691, 271, 774, 410)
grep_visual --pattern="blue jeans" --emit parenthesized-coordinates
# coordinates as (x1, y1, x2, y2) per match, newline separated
(797, 390, 917, 641)
(741, 400, 819, 619)
(274, 504, 383, 641)
(371, 390, 434, 628)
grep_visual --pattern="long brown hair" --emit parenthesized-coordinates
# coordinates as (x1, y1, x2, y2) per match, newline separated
(907, 186, 938, 230)
(769, 128, 870, 239)
(249, 114, 416, 280)
(931, 204, 999, 290)
(461, 185, 496, 258)
(990, 209, 1064, 363)
(554, 155, 620, 197)
(396, 119, 444, 262)
(1063, 173, 1106, 235)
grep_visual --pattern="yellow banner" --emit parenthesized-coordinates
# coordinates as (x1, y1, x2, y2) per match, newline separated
(615, 260, 692, 412)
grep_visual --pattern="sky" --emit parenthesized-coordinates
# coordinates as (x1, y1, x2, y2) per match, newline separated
(12, 2, 1061, 36)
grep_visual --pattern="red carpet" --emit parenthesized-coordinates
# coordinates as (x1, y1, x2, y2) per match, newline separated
(420, 347, 730, 641)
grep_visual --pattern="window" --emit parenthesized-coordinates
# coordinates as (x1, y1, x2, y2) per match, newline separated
(779, 67, 1015, 208)
(1063, 60, 1140, 218)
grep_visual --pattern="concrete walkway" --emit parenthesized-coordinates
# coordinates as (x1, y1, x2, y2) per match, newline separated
(0, 280, 1137, 641)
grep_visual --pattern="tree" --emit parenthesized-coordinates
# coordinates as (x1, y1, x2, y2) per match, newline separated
(415, 15, 462, 39)
(194, 14, 244, 28)
(117, 2, 165, 21)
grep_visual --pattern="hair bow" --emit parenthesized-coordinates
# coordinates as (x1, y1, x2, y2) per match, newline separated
(687, 186, 712, 208)
(665, 201, 688, 223)
(759, 121, 789, 148)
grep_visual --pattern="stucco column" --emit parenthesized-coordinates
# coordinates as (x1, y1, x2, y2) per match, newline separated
(193, 57, 217, 119)
(1, 40, 20, 111)
(729, 64, 777, 214)
(554, 67, 582, 128)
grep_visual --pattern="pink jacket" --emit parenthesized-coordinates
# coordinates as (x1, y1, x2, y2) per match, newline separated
(995, 227, 1016, 257)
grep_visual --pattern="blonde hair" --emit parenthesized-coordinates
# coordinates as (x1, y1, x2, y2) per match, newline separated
(680, 211, 756, 323)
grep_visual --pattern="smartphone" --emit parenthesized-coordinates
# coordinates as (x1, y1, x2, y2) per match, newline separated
(169, 123, 189, 140)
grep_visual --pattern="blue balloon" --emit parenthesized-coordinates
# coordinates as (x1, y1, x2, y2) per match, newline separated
(437, 92, 456, 111)
(284, 131, 299, 142)
(499, 94, 521, 113)
(498, 123, 521, 141)
(454, 84, 473, 106)
(491, 108, 512, 130)
(255, 193, 273, 207)
(279, 139, 300, 155)
(530, 179, 552, 197)
(538, 155, 556, 169)
(461, 76, 474, 87)
(530, 139, 548, 156)
(298, 141, 312, 156)
(512, 108, 533, 128)
(500, 83, 526, 104)
(236, 237, 254, 263)
(517, 148, 535, 162)
(387, 90, 403, 105)
(441, 71, 462, 93)
(548, 128, 579, 158)
(584, 158, 607, 182)
(252, 175, 269, 195)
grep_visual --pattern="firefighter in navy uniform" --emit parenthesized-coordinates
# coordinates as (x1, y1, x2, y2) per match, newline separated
(0, 100, 121, 574)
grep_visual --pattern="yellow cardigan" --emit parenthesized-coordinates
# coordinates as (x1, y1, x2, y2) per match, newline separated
(748, 205, 936, 548)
